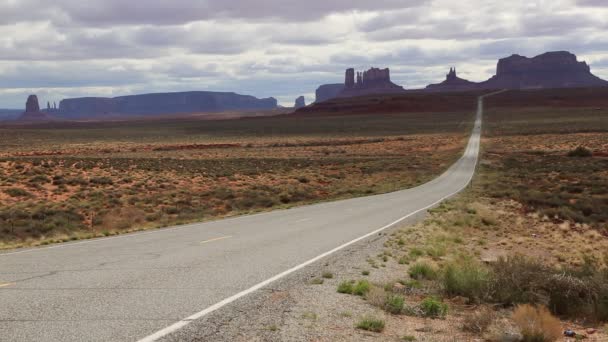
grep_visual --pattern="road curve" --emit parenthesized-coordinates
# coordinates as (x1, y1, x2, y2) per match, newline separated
(0, 94, 492, 342)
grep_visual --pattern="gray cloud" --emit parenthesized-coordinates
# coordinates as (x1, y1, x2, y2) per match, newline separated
(1, 0, 608, 108)
(358, 2, 606, 42)
(577, 0, 608, 6)
(0, 0, 424, 26)
(0, 61, 149, 88)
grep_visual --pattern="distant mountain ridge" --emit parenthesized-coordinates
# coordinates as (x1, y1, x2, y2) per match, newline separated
(426, 51, 608, 92)
(58, 91, 278, 119)
(0, 109, 21, 120)
(315, 51, 608, 102)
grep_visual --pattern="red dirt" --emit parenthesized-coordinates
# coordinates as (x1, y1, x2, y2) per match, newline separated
(152, 143, 241, 151)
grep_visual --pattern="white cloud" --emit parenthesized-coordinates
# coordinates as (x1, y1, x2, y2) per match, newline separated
(0, 0, 607, 108)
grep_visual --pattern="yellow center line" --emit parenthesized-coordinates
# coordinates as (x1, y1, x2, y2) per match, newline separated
(200, 236, 233, 245)
(0, 283, 14, 288)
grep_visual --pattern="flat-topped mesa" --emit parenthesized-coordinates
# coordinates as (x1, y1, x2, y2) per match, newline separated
(424, 51, 608, 92)
(361, 67, 391, 85)
(496, 51, 589, 76)
(315, 84, 344, 103)
(482, 51, 608, 89)
(57, 91, 278, 119)
(339, 67, 405, 98)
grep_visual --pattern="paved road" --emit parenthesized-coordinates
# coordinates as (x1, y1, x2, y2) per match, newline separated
(0, 94, 490, 342)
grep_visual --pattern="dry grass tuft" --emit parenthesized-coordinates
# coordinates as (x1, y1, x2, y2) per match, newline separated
(100, 207, 146, 230)
(512, 304, 561, 342)
(462, 307, 496, 334)
(365, 285, 387, 308)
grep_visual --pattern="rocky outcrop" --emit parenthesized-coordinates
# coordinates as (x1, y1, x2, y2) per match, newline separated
(424, 51, 608, 92)
(43, 101, 60, 114)
(345, 69, 356, 88)
(481, 51, 608, 89)
(426, 68, 478, 92)
(314, 68, 405, 102)
(19, 95, 52, 121)
(26, 95, 40, 112)
(294, 96, 306, 109)
(315, 84, 344, 103)
(339, 67, 405, 98)
(57, 91, 278, 119)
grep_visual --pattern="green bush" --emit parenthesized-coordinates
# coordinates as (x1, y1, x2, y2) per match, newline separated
(567, 146, 592, 157)
(0, 205, 85, 240)
(385, 294, 405, 314)
(443, 258, 492, 302)
(356, 316, 385, 332)
(409, 247, 425, 259)
(409, 262, 438, 280)
(353, 280, 371, 296)
(4, 188, 32, 198)
(310, 278, 324, 285)
(425, 244, 447, 258)
(420, 297, 448, 318)
(66, 177, 88, 186)
(403, 280, 422, 289)
(89, 177, 114, 185)
(337, 281, 354, 294)
(29, 175, 50, 184)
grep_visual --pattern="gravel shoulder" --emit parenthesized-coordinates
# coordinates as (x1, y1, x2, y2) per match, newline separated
(161, 212, 432, 342)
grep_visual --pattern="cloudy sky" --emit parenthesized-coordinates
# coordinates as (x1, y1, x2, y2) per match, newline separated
(1, 0, 608, 108)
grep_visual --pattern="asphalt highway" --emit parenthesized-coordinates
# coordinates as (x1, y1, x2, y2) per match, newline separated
(0, 94, 491, 342)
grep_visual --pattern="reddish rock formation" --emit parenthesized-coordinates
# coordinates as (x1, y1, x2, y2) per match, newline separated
(19, 95, 52, 121)
(315, 67, 404, 102)
(345, 68, 355, 88)
(339, 67, 405, 98)
(481, 51, 608, 89)
(424, 51, 608, 92)
(26, 95, 40, 112)
(426, 67, 477, 92)
(294, 96, 306, 109)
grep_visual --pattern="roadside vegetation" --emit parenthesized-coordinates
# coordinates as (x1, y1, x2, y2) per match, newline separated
(317, 102, 608, 340)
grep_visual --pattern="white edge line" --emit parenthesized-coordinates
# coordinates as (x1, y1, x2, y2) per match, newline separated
(200, 236, 232, 244)
(137, 94, 492, 342)
(139, 170, 474, 342)
(0, 94, 502, 258)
